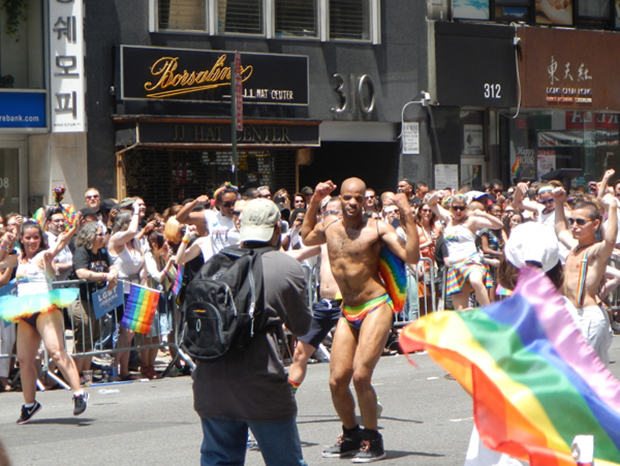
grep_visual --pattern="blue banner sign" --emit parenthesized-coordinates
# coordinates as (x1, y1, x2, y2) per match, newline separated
(0, 91, 46, 128)
(92, 282, 124, 320)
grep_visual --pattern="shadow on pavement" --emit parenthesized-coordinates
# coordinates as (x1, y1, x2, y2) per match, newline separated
(25, 417, 94, 427)
(387, 450, 444, 459)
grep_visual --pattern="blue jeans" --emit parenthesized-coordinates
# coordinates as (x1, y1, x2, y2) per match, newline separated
(200, 417, 307, 466)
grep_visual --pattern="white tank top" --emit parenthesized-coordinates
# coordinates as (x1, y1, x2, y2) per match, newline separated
(443, 224, 478, 264)
(16, 257, 51, 296)
(110, 240, 144, 293)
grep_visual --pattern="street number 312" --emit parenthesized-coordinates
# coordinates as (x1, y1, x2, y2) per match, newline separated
(484, 83, 501, 99)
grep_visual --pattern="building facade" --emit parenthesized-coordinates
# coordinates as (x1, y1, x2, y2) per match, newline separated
(3, 1, 619, 215)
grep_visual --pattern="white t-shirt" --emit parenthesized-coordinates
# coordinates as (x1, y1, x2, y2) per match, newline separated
(204, 210, 239, 254)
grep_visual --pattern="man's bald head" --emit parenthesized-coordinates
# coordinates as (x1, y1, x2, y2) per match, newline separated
(341, 177, 366, 195)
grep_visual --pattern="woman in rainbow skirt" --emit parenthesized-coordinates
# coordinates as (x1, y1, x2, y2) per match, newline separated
(0, 217, 88, 424)
(428, 192, 503, 310)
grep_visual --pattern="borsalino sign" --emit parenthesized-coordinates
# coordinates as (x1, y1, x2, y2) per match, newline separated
(119, 45, 308, 106)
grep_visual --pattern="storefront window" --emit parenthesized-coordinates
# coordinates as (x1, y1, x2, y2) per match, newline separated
(508, 110, 620, 187)
(0, 149, 20, 218)
(158, 0, 207, 31)
(125, 149, 298, 212)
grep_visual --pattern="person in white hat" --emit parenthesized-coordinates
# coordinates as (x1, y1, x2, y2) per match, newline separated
(192, 198, 312, 466)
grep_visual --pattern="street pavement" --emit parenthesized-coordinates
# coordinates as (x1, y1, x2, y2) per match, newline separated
(2, 336, 620, 466)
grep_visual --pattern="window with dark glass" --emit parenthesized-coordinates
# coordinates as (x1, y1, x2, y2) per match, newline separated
(275, 0, 317, 37)
(493, 0, 532, 23)
(330, 0, 370, 40)
(158, 0, 207, 30)
(218, 0, 263, 34)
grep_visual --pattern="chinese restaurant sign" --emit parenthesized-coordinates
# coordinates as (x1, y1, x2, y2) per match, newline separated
(519, 27, 620, 110)
(120, 46, 308, 107)
(49, 0, 86, 132)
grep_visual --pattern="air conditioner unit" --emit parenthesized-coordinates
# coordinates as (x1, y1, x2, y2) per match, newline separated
(427, 0, 449, 21)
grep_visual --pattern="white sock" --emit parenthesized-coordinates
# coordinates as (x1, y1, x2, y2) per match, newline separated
(73, 389, 84, 397)
(24, 402, 35, 408)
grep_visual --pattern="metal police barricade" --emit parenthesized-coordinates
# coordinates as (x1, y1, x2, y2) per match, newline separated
(605, 255, 620, 334)
(394, 257, 437, 328)
(47, 278, 194, 385)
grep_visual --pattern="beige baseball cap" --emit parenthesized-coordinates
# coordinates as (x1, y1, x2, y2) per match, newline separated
(239, 198, 281, 243)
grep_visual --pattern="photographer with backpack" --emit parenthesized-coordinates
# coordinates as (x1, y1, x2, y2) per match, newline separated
(189, 198, 312, 466)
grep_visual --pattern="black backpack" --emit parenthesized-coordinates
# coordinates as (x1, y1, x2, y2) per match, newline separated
(180, 245, 276, 361)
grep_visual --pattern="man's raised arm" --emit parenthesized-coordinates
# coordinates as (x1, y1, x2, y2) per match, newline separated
(600, 193, 618, 259)
(513, 182, 539, 213)
(175, 195, 210, 226)
(552, 187, 577, 250)
(392, 193, 419, 264)
(301, 181, 336, 246)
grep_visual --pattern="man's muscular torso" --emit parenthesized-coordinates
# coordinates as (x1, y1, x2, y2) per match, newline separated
(562, 244, 607, 308)
(325, 216, 387, 307)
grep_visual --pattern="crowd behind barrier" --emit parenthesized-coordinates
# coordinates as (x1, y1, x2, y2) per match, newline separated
(4, 175, 620, 395)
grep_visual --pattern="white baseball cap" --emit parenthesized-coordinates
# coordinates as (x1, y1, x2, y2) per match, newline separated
(505, 221, 559, 272)
(239, 198, 281, 243)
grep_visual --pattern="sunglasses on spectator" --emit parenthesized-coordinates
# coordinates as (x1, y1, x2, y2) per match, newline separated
(232, 210, 242, 216)
(86, 195, 99, 200)
(538, 198, 555, 205)
(95, 233, 105, 238)
(451, 205, 466, 211)
(567, 218, 592, 226)
(221, 201, 234, 208)
(365, 195, 376, 199)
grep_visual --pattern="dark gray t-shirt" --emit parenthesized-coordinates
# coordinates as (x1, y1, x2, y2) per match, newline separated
(192, 250, 311, 423)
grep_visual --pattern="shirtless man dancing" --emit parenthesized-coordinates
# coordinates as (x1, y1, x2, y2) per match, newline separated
(302, 178, 419, 462)
(553, 178, 616, 365)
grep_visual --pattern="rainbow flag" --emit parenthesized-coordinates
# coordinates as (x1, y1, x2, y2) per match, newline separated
(378, 245, 407, 312)
(399, 266, 620, 466)
(172, 264, 184, 296)
(511, 156, 521, 180)
(121, 283, 160, 334)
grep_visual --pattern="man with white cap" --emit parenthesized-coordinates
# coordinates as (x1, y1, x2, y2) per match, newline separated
(192, 198, 312, 466)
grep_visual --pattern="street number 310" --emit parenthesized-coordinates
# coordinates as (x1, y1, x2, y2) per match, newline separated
(484, 83, 501, 99)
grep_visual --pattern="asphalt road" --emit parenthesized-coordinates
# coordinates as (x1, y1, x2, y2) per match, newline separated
(2, 337, 620, 466)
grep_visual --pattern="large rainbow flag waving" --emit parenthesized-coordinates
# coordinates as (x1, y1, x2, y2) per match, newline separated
(121, 283, 160, 335)
(400, 266, 620, 466)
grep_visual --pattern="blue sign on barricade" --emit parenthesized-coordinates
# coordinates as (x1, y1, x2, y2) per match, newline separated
(92, 282, 124, 319)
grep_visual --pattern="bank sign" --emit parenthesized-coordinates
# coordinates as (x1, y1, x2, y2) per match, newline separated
(119, 45, 308, 107)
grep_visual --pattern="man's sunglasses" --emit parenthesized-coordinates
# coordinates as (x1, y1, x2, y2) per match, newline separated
(86, 195, 99, 200)
(221, 201, 234, 208)
(538, 198, 555, 205)
(451, 205, 466, 211)
(567, 218, 592, 226)
(232, 210, 242, 216)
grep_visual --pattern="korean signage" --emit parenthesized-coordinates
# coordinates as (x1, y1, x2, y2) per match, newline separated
(49, 0, 86, 132)
(119, 46, 309, 107)
(434, 23, 517, 108)
(519, 27, 620, 110)
(0, 91, 46, 128)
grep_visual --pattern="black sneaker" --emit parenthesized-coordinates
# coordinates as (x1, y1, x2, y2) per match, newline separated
(322, 431, 362, 458)
(73, 393, 89, 416)
(16, 401, 42, 425)
(352, 434, 386, 463)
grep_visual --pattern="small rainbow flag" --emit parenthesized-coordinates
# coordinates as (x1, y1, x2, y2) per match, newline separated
(121, 283, 160, 334)
(511, 156, 521, 180)
(400, 266, 620, 466)
(378, 245, 407, 312)
(172, 264, 184, 296)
